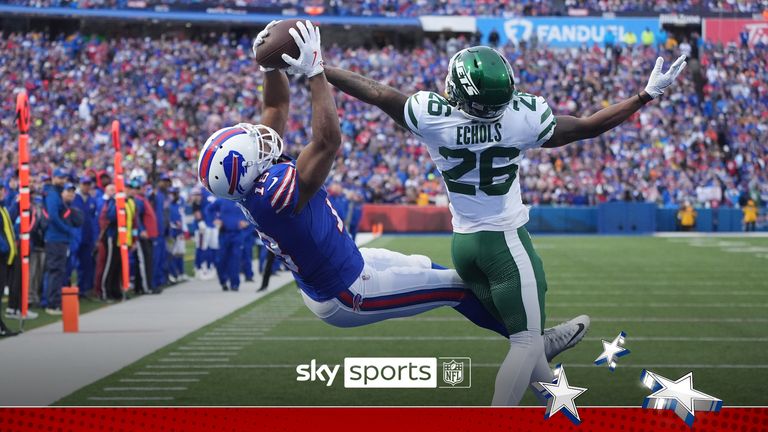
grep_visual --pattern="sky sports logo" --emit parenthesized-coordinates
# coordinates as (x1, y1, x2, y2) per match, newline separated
(296, 357, 471, 389)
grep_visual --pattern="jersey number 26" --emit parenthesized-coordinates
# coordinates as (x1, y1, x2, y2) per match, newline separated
(438, 146, 520, 196)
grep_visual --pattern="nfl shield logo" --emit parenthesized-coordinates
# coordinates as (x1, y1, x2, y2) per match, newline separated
(442, 360, 464, 386)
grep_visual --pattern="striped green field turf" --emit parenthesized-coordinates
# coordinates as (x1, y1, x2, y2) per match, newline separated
(56, 235, 768, 406)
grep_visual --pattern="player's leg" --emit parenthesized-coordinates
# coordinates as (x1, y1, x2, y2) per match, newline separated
(194, 226, 205, 278)
(352, 248, 507, 335)
(491, 329, 552, 406)
(300, 249, 499, 335)
(301, 248, 466, 327)
(241, 232, 254, 282)
(135, 239, 149, 293)
(514, 228, 589, 361)
(453, 229, 548, 405)
(227, 233, 244, 291)
(76, 242, 95, 294)
(152, 237, 165, 288)
(206, 226, 220, 272)
(258, 251, 276, 292)
(216, 232, 230, 291)
(451, 235, 506, 330)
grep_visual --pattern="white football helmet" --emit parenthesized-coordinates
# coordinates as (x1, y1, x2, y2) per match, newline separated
(197, 123, 284, 200)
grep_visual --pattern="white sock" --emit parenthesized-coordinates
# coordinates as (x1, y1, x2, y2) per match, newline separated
(491, 330, 551, 406)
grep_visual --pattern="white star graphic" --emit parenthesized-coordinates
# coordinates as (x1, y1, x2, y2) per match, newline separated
(536, 365, 587, 425)
(594, 331, 630, 371)
(641, 370, 722, 426)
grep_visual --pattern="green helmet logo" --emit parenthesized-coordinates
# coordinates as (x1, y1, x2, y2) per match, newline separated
(445, 46, 516, 120)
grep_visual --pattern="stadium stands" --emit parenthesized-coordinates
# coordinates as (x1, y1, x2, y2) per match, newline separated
(0, 32, 765, 209)
(1, 0, 765, 14)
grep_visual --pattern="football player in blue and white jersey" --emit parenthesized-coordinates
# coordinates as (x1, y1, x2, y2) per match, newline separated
(197, 20, 586, 364)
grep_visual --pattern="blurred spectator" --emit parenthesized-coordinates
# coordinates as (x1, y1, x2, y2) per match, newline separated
(4, 0, 766, 14)
(205, 197, 248, 292)
(641, 28, 655, 48)
(62, 183, 84, 295)
(677, 203, 697, 231)
(128, 178, 160, 295)
(97, 184, 126, 301)
(72, 176, 98, 296)
(1, 183, 32, 325)
(190, 189, 209, 279)
(168, 186, 187, 282)
(43, 169, 73, 315)
(623, 30, 638, 47)
(346, 191, 363, 241)
(488, 28, 500, 48)
(149, 174, 171, 288)
(743, 200, 758, 231)
(28, 195, 48, 306)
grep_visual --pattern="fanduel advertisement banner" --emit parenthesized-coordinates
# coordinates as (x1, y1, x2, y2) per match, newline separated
(704, 19, 768, 46)
(477, 17, 660, 48)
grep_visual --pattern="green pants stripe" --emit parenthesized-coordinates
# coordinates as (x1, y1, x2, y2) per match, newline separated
(451, 227, 547, 335)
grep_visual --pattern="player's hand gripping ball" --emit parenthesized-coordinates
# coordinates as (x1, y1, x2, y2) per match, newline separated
(280, 20, 324, 77)
(252, 19, 303, 71)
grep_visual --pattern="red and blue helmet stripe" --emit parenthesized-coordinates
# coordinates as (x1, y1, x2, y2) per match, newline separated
(198, 127, 247, 191)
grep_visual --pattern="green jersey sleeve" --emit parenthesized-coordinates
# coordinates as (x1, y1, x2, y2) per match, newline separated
(513, 92, 556, 150)
(533, 95, 556, 148)
(403, 91, 429, 136)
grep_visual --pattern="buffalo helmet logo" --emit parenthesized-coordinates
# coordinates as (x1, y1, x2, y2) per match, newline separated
(222, 150, 248, 195)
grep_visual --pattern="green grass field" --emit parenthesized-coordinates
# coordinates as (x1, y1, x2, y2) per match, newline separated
(56, 234, 768, 406)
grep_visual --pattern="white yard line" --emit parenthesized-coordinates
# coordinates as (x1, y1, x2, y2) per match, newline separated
(168, 352, 239, 356)
(287, 316, 768, 324)
(119, 379, 200, 383)
(176, 346, 243, 350)
(546, 291, 768, 295)
(140, 363, 768, 370)
(655, 232, 768, 238)
(158, 358, 229, 362)
(235, 336, 768, 342)
(546, 281, 767, 286)
(87, 397, 175, 401)
(546, 303, 768, 308)
(472, 363, 768, 369)
(103, 387, 188, 391)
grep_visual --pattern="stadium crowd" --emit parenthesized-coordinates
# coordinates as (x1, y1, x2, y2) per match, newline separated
(1, 31, 766, 209)
(2, 0, 766, 14)
(0, 28, 766, 324)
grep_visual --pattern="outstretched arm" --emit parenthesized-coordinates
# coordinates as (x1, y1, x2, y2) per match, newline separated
(295, 73, 341, 212)
(260, 70, 290, 136)
(544, 55, 687, 148)
(324, 66, 408, 129)
(253, 21, 290, 135)
(280, 21, 342, 213)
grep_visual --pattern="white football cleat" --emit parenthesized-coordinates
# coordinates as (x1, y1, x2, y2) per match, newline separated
(543, 315, 590, 362)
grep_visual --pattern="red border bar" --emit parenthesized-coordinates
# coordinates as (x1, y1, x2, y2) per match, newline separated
(0, 407, 764, 432)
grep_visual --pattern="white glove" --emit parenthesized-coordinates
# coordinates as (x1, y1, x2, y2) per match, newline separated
(252, 20, 280, 72)
(644, 55, 687, 99)
(281, 20, 324, 78)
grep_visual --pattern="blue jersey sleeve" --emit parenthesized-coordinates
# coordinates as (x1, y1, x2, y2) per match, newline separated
(257, 163, 299, 216)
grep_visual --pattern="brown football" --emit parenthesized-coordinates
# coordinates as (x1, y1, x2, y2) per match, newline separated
(254, 19, 303, 69)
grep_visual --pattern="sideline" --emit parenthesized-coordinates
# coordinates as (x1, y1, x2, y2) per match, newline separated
(0, 233, 376, 405)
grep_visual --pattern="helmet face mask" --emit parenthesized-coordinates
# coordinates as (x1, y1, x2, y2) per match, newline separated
(197, 123, 284, 200)
(445, 46, 516, 121)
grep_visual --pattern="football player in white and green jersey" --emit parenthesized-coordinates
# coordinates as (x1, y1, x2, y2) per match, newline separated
(325, 47, 686, 405)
